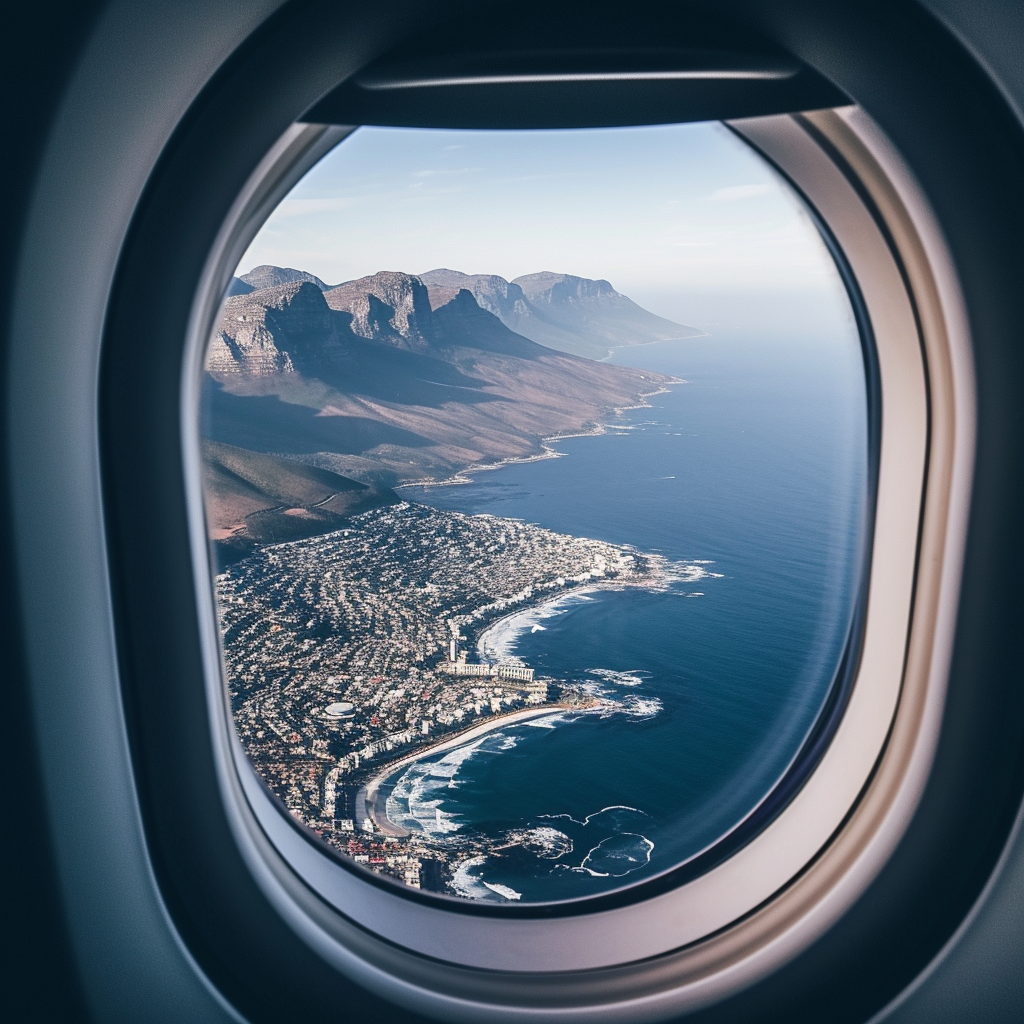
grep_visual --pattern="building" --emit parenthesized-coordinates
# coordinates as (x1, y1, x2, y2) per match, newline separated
(442, 659, 535, 682)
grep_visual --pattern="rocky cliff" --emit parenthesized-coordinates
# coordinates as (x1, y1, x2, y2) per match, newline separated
(207, 280, 351, 376)
(420, 268, 702, 359)
(204, 267, 681, 541)
(420, 269, 533, 322)
(323, 271, 435, 352)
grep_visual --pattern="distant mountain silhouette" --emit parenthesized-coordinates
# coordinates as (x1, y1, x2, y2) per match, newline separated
(226, 277, 254, 296)
(239, 264, 330, 292)
(203, 269, 681, 544)
(420, 268, 702, 359)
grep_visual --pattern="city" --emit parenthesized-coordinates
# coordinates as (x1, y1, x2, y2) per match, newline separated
(215, 501, 680, 894)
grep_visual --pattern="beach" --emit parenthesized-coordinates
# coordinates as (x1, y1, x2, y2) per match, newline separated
(359, 704, 583, 836)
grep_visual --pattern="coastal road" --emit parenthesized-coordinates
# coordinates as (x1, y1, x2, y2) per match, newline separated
(358, 705, 576, 837)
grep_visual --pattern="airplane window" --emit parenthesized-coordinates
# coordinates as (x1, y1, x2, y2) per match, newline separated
(200, 122, 868, 905)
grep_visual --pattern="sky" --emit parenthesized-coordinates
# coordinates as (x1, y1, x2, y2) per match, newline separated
(238, 122, 851, 333)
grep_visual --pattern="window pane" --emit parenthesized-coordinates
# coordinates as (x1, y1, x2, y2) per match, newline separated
(202, 123, 868, 904)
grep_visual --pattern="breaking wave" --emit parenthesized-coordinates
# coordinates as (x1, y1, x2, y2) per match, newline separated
(580, 833, 655, 877)
(450, 856, 522, 901)
(483, 882, 523, 900)
(587, 668, 651, 687)
(386, 728, 527, 836)
(449, 856, 489, 899)
(619, 694, 663, 720)
(477, 591, 596, 663)
(387, 738, 483, 835)
(540, 804, 648, 827)
(657, 560, 723, 588)
(574, 680, 664, 721)
(524, 713, 571, 728)
(506, 826, 574, 859)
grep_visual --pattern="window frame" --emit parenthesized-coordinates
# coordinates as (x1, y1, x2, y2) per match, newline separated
(73, 1, 1024, 1020)
(173, 105, 970, 1014)
(14, 0, 1024, 1020)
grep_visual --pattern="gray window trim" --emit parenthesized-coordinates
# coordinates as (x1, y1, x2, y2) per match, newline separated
(178, 108, 972, 1018)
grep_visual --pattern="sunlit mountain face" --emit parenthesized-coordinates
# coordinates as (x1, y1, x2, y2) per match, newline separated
(202, 124, 867, 903)
(203, 267, 689, 562)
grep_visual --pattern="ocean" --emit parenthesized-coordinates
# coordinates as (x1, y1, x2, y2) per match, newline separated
(400, 325, 868, 903)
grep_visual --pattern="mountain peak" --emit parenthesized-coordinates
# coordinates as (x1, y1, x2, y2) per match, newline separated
(324, 271, 434, 351)
(513, 271, 617, 305)
(239, 265, 329, 292)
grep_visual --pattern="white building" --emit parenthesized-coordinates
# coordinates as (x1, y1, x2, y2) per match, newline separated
(443, 660, 535, 682)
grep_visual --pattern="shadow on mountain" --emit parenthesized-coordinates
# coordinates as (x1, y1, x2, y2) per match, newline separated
(204, 269, 680, 500)
(203, 439, 398, 568)
(202, 379, 432, 455)
(431, 290, 547, 360)
(308, 333, 500, 408)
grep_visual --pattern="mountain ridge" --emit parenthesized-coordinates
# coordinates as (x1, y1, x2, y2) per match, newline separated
(240, 264, 330, 292)
(203, 267, 685, 548)
(420, 267, 703, 359)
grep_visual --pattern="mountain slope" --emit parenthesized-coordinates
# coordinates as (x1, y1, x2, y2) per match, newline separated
(203, 440, 397, 563)
(420, 268, 702, 359)
(204, 269, 679, 528)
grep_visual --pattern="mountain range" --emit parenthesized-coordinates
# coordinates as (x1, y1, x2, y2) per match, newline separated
(205, 266, 695, 558)
(419, 269, 702, 359)
(228, 264, 702, 359)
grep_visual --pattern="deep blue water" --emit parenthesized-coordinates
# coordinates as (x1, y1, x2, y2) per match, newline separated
(401, 327, 868, 903)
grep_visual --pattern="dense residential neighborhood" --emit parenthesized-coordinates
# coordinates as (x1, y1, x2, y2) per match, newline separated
(216, 501, 678, 891)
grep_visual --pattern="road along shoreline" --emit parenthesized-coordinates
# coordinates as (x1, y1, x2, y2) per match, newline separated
(358, 704, 586, 837)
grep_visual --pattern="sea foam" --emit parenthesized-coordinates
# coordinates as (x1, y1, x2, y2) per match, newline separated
(386, 739, 487, 835)
(588, 668, 651, 688)
(483, 882, 523, 900)
(387, 730, 522, 835)
(580, 833, 655, 877)
(477, 591, 596, 663)
(450, 856, 522, 901)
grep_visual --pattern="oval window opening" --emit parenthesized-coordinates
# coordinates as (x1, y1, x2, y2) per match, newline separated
(201, 121, 870, 905)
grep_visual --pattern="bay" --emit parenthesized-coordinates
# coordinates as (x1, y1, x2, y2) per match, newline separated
(400, 326, 868, 903)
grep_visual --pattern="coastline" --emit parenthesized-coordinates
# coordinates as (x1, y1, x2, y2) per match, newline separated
(597, 332, 709, 362)
(354, 534, 694, 837)
(360, 704, 582, 837)
(473, 582, 648, 664)
(397, 380, 685, 491)
(475, 584, 598, 661)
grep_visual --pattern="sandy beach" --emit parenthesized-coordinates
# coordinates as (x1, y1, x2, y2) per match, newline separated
(359, 704, 579, 836)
